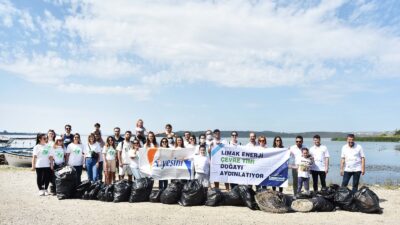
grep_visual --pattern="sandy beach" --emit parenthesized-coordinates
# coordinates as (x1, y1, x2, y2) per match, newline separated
(0, 166, 399, 225)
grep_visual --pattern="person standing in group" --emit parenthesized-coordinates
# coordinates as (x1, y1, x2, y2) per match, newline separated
(183, 131, 191, 146)
(228, 131, 241, 146)
(174, 136, 185, 149)
(297, 148, 314, 196)
(135, 119, 147, 145)
(49, 136, 65, 195)
(158, 124, 175, 146)
(340, 134, 366, 193)
(290, 136, 306, 196)
(272, 136, 284, 193)
(47, 130, 56, 146)
(195, 134, 207, 155)
(66, 133, 85, 184)
(94, 123, 101, 135)
(186, 135, 197, 148)
(144, 131, 158, 148)
(158, 137, 170, 190)
(246, 132, 258, 147)
(310, 135, 330, 192)
(129, 139, 143, 180)
(94, 131, 104, 181)
(103, 136, 117, 184)
(113, 127, 124, 181)
(255, 136, 268, 191)
(117, 131, 133, 181)
(84, 133, 102, 182)
(62, 124, 74, 148)
(194, 145, 210, 188)
(210, 129, 229, 190)
(32, 133, 53, 196)
(205, 130, 213, 147)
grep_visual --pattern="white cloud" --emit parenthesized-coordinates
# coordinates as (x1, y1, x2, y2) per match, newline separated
(0, 0, 400, 99)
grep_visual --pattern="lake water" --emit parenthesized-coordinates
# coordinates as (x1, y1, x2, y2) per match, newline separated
(3, 135, 400, 185)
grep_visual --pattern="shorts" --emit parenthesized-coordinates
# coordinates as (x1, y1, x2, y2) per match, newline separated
(118, 164, 133, 176)
(104, 160, 116, 172)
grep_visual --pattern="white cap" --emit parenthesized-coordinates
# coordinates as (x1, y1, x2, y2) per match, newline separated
(55, 136, 63, 141)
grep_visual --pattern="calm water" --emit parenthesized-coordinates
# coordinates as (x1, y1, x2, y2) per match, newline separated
(4, 136, 400, 185)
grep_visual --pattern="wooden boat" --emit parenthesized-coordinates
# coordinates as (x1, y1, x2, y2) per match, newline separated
(2, 149, 32, 167)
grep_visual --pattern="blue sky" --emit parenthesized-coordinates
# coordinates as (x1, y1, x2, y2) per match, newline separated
(0, 0, 399, 134)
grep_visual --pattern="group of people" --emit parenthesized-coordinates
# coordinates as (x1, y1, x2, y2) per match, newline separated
(31, 120, 366, 198)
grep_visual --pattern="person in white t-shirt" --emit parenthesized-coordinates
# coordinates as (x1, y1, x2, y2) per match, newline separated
(94, 131, 104, 181)
(158, 138, 170, 189)
(194, 145, 210, 188)
(289, 136, 306, 196)
(195, 134, 207, 155)
(209, 129, 229, 190)
(84, 133, 102, 182)
(272, 136, 284, 193)
(117, 131, 133, 181)
(135, 119, 147, 145)
(246, 132, 259, 148)
(255, 136, 268, 191)
(309, 134, 330, 192)
(186, 135, 197, 149)
(228, 131, 241, 147)
(66, 133, 85, 184)
(183, 131, 191, 147)
(103, 136, 117, 184)
(297, 148, 314, 195)
(47, 129, 56, 146)
(129, 139, 143, 180)
(32, 133, 54, 196)
(144, 131, 159, 148)
(49, 136, 65, 195)
(340, 134, 366, 193)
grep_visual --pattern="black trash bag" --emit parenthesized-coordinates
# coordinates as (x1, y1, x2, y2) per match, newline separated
(82, 182, 98, 200)
(89, 181, 103, 200)
(75, 180, 92, 199)
(104, 184, 114, 202)
(205, 188, 223, 206)
(354, 187, 382, 214)
(113, 180, 132, 202)
(255, 190, 290, 213)
(334, 187, 354, 209)
(160, 182, 184, 204)
(221, 186, 244, 206)
(311, 196, 336, 212)
(55, 166, 77, 200)
(179, 180, 206, 206)
(317, 185, 338, 202)
(97, 185, 106, 201)
(129, 177, 154, 203)
(296, 192, 315, 199)
(150, 189, 163, 203)
(238, 185, 259, 210)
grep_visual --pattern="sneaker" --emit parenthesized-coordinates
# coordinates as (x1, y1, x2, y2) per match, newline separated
(38, 190, 44, 196)
(43, 190, 49, 196)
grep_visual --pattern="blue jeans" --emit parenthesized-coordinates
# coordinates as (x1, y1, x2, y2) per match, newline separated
(73, 166, 83, 184)
(297, 177, 310, 193)
(130, 167, 143, 180)
(97, 161, 103, 181)
(342, 171, 361, 194)
(85, 158, 98, 182)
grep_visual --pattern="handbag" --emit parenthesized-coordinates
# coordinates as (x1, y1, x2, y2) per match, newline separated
(88, 144, 99, 161)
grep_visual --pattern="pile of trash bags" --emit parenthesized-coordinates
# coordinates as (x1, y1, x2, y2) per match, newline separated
(290, 185, 382, 214)
(54, 171, 383, 214)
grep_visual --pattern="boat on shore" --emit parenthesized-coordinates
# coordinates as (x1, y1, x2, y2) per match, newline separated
(2, 149, 32, 167)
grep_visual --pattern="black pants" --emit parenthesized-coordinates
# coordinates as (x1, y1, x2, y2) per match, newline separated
(36, 168, 52, 190)
(311, 170, 327, 191)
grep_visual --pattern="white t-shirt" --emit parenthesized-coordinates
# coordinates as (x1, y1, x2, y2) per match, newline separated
(128, 149, 140, 168)
(194, 155, 210, 174)
(290, 145, 306, 167)
(228, 141, 241, 147)
(298, 156, 313, 178)
(85, 142, 101, 159)
(341, 143, 365, 172)
(33, 144, 53, 168)
(102, 146, 117, 161)
(117, 140, 132, 165)
(246, 142, 259, 148)
(66, 143, 84, 166)
(52, 146, 65, 165)
(310, 145, 330, 171)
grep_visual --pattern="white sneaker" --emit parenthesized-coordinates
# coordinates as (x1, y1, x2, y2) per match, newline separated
(43, 190, 49, 196)
(38, 190, 44, 196)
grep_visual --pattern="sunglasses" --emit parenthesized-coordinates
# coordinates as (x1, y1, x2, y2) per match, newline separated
(133, 142, 139, 145)
(296, 141, 302, 143)
(259, 140, 266, 142)
(65, 127, 71, 130)
(162, 140, 168, 143)
(74, 137, 80, 139)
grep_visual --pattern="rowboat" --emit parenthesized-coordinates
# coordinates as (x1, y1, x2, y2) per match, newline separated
(2, 149, 32, 167)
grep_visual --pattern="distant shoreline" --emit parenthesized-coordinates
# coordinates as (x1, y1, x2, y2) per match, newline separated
(332, 136, 400, 142)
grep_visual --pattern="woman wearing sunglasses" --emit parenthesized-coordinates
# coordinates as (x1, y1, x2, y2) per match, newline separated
(272, 136, 284, 193)
(32, 133, 53, 196)
(103, 136, 117, 184)
(158, 138, 169, 190)
(49, 136, 66, 195)
(129, 140, 143, 180)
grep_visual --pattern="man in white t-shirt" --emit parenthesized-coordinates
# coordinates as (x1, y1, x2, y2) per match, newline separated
(210, 129, 228, 190)
(289, 136, 306, 196)
(246, 132, 258, 147)
(340, 134, 365, 193)
(117, 131, 133, 181)
(309, 134, 330, 192)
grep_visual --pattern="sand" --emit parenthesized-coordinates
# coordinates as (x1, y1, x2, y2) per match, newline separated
(0, 166, 399, 225)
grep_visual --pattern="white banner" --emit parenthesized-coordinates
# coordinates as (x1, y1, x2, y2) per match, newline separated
(210, 144, 290, 186)
(138, 147, 195, 180)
